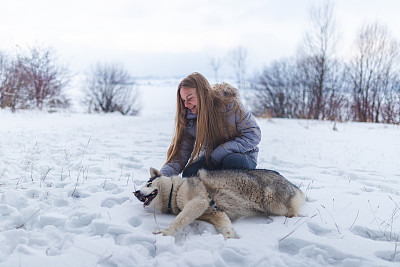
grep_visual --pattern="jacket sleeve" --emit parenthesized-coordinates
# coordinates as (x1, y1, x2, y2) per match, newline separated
(210, 105, 261, 165)
(160, 133, 195, 176)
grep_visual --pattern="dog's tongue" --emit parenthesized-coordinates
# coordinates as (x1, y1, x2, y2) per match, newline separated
(144, 198, 151, 207)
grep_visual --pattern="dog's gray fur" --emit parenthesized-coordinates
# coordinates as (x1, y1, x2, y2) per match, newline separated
(134, 167, 305, 238)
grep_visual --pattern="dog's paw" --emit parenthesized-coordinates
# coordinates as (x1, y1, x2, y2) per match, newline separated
(219, 226, 237, 239)
(153, 228, 175, 236)
(223, 230, 236, 239)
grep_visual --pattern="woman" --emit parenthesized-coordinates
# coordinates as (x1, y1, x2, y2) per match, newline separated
(160, 72, 261, 177)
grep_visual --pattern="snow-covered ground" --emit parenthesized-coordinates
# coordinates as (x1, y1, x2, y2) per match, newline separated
(0, 79, 399, 267)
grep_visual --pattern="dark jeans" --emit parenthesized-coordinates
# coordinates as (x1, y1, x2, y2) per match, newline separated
(182, 153, 257, 178)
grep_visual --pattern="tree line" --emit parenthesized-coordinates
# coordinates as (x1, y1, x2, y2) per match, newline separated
(1, 2, 399, 123)
(0, 46, 139, 115)
(250, 2, 400, 124)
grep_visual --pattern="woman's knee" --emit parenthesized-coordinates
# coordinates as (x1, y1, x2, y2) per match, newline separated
(221, 153, 256, 170)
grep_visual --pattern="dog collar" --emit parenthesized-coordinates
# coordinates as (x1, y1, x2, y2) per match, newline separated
(167, 183, 173, 214)
(166, 183, 216, 214)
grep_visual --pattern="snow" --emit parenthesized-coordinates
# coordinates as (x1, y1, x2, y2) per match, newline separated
(0, 78, 399, 267)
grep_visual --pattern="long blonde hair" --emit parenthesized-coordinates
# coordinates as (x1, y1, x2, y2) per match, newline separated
(164, 72, 243, 170)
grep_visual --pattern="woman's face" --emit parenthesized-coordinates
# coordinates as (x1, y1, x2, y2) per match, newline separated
(180, 87, 198, 114)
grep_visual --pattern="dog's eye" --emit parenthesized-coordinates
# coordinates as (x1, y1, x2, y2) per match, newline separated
(146, 182, 152, 187)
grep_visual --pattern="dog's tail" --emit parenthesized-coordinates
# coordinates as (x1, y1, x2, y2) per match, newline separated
(289, 190, 306, 217)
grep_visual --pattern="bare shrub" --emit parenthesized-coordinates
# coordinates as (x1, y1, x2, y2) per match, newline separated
(0, 46, 70, 111)
(0, 51, 9, 107)
(252, 57, 299, 118)
(228, 46, 248, 90)
(0, 59, 28, 111)
(82, 62, 140, 115)
(347, 21, 400, 123)
(209, 57, 223, 83)
(296, 0, 346, 120)
(17, 46, 70, 110)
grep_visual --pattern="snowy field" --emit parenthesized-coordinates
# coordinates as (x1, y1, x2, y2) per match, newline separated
(0, 78, 399, 267)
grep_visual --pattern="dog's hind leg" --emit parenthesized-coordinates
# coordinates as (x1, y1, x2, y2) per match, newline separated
(199, 211, 236, 239)
(157, 198, 210, 236)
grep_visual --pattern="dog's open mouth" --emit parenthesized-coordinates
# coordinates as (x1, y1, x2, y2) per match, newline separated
(134, 189, 158, 207)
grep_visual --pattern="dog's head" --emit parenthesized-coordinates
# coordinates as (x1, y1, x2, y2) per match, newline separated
(133, 167, 163, 208)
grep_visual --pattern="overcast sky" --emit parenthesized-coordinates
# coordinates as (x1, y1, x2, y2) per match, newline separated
(1, 0, 399, 79)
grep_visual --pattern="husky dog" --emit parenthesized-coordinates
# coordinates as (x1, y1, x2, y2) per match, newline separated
(134, 168, 305, 238)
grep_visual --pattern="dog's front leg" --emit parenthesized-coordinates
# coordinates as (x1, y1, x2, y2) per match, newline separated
(155, 198, 209, 236)
(199, 211, 236, 239)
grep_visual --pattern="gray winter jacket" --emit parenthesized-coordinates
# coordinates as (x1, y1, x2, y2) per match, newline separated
(160, 104, 261, 177)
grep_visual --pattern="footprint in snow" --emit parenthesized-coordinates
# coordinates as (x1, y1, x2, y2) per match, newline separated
(375, 250, 400, 262)
(127, 217, 143, 227)
(68, 188, 91, 199)
(1, 191, 29, 208)
(307, 222, 335, 236)
(220, 247, 247, 265)
(123, 162, 143, 169)
(101, 197, 129, 208)
(40, 213, 68, 228)
(53, 198, 69, 207)
(0, 204, 19, 216)
(25, 188, 42, 199)
(67, 212, 99, 228)
(278, 238, 364, 264)
(102, 182, 124, 194)
(350, 225, 392, 241)
(90, 220, 131, 237)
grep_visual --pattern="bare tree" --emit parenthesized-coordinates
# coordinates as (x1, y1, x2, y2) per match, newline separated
(252, 57, 299, 118)
(323, 60, 350, 121)
(251, 2, 400, 124)
(380, 78, 400, 123)
(0, 46, 70, 111)
(16, 46, 70, 110)
(228, 46, 248, 90)
(252, 55, 348, 120)
(83, 62, 140, 115)
(208, 57, 222, 83)
(297, 0, 342, 120)
(347, 21, 400, 123)
(0, 59, 27, 111)
(0, 51, 7, 107)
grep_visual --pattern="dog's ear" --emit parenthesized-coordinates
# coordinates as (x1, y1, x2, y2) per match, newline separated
(149, 167, 162, 179)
